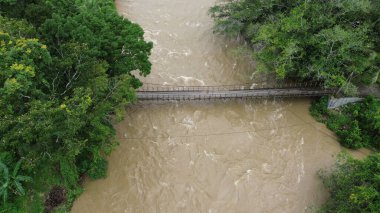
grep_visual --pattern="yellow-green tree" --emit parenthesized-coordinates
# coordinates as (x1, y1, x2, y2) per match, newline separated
(0, 0, 152, 211)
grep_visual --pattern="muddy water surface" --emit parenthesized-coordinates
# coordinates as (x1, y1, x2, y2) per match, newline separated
(72, 0, 366, 212)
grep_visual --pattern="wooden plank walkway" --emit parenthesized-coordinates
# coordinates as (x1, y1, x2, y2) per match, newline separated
(137, 88, 335, 101)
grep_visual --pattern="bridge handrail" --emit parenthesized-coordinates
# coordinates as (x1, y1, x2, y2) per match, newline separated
(137, 81, 326, 92)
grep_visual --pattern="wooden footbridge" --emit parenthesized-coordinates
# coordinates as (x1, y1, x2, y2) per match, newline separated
(137, 82, 336, 101)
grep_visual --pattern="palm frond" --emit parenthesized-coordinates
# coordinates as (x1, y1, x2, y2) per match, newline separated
(0, 161, 9, 181)
(13, 181, 25, 196)
(12, 159, 23, 177)
(15, 175, 32, 182)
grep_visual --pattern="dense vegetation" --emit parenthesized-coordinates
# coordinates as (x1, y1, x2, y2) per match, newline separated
(0, 0, 152, 212)
(319, 153, 380, 212)
(310, 96, 380, 150)
(310, 97, 379, 212)
(210, 0, 380, 95)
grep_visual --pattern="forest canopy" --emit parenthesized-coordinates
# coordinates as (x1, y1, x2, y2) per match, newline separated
(210, 0, 380, 95)
(0, 0, 152, 212)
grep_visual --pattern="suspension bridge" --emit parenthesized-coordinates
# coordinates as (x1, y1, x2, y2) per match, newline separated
(137, 82, 336, 101)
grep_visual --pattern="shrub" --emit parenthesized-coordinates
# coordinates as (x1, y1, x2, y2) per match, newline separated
(319, 153, 380, 212)
(310, 96, 329, 120)
(310, 96, 380, 150)
(87, 158, 108, 180)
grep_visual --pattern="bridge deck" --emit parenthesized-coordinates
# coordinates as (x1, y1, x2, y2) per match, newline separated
(137, 88, 335, 100)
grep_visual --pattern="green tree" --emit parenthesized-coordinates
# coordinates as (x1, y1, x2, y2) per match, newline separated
(210, 0, 380, 94)
(40, 3, 152, 81)
(319, 153, 380, 212)
(0, 0, 152, 211)
(0, 16, 36, 38)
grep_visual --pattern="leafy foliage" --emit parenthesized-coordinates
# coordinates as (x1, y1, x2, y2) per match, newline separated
(210, 0, 380, 94)
(311, 96, 380, 149)
(0, 16, 36, 38)
(309, 96, 329, 120)
(319, 153, 380, 212)
(87, 158, 108, 180)
(0, 0, 152, 211)
(0, 160, 32, 204)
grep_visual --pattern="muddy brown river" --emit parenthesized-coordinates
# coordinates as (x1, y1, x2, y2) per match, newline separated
(72, 0, 368, 212)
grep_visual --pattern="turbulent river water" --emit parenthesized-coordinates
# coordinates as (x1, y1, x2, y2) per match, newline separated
(72, 0, 368, 212)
